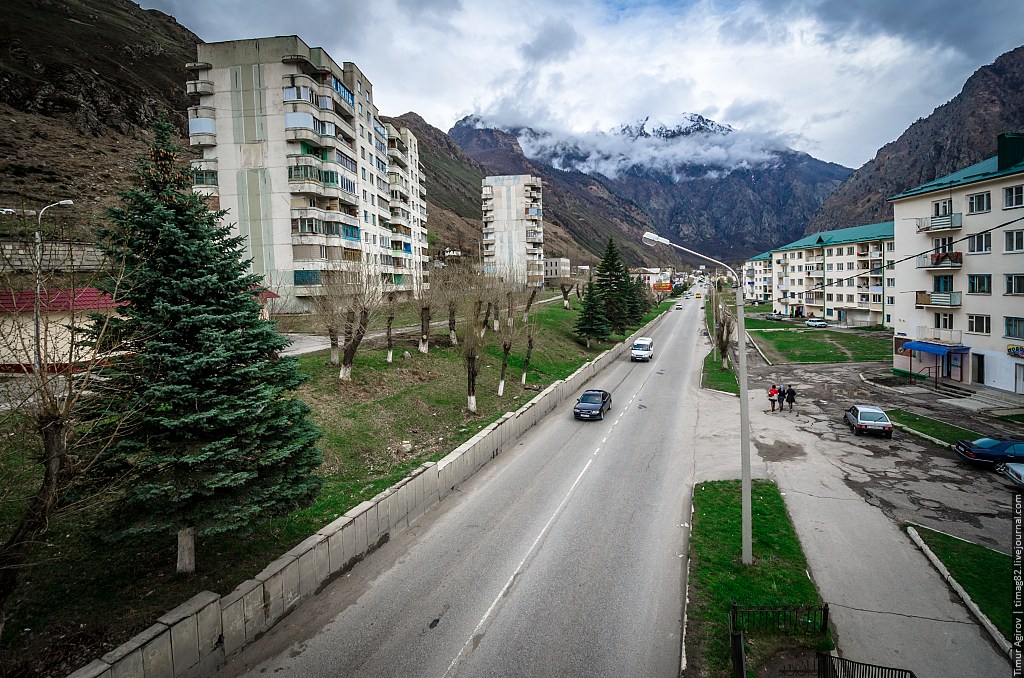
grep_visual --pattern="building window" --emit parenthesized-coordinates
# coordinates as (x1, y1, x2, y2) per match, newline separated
(846, 262, 855, 270)
(826, 248, 833, 256)
(193, 169, 218, 186)
(798, 252, 803, 259)
(886, 296, 895, 305)
(846, 279, 854, 287)
(935, 313, 953, 329)
(932, 198, 952, 217)
(1006, 317, 1024, 339)
(967, 274, 991, 294)
(1006, 230, 1024, 253)
(846, 247, 854, 256)
(872, 294, 882, 303)
(967, 233, 991, 253)
(1006, 274, 1024, 295)
(294, 270, 321, 286)
(934, 275, 953, 292)
(1005, 185, 1024, 208)
(967, 192, 991, 214)
(886, 241, 895, 251)
(846, 294, 854, 303)
(967, 314, 991, 334)
(886, 277, 895, 287)
(825, 293, 833, 301)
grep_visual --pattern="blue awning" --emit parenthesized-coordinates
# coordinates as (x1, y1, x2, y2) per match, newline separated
(902, 341, 970, 355)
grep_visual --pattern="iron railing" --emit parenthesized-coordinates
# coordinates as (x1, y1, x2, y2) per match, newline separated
(817, 653, 917, 677)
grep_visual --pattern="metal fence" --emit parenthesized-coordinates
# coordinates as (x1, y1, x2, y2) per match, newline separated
(817, 653, 917, 678)
(730, 603, 830, 635)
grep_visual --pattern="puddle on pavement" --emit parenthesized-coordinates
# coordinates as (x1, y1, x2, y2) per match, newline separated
(753, 439, 806, 461)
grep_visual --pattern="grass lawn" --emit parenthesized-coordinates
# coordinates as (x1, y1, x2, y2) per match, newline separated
(703, 349, 738, 394)
(0, 299, 669, 673)
(743, 317, 796, 330)
(885, 408, 982, 445)
(688, 480, 830, 677)
(746, 303, 773, 314)
(749, 329, 890, 363)
(997, 413, 1024, 428)
(911, 525, 1012, 639)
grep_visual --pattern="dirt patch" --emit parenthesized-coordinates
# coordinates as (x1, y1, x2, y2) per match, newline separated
(755, 646, 819, 676)
(754, 439, 807, 462)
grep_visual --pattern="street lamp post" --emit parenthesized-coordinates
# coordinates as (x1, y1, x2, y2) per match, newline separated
(642, 231, 752, 565)
(33, 200, 74, 378)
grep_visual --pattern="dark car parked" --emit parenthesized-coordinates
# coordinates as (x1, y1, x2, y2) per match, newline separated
(573, 389, 612, 420)
(955, 436, 1024, 466)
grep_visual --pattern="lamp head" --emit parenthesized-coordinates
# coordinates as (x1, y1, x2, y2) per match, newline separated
(57, 199, 74, 206)
(641, 232, 669, 247)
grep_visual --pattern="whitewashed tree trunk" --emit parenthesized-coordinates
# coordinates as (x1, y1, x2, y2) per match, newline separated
(419, 337, 428, 354)
(468, 394, 477, 413)
(330, 345, 340, 365)
(387, 349, 393, 363)
(339, 364, 353, 380)
(498, 379, 505, 396)
(493, 318, 499, 331)
(177, 526, 196, 574)
(521, 371, 527, 385)
(563, 298, 571, 310)
(450, 330, 458, 345)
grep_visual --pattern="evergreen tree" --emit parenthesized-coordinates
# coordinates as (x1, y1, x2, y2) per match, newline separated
(594, 238, 629, 334)
(625, 274, 645, 324)
(85, 118, 322, 573)
(574, 282, 611, 348)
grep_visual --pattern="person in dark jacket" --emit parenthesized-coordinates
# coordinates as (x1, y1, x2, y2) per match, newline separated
(785, 385, 796, 411)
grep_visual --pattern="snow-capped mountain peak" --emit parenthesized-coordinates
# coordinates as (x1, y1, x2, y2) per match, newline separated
(616, 113, 733, 140)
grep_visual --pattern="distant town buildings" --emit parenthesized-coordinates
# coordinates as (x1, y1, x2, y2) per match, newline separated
(889, 133, 1024, 394)
(185, 35, 428, 310)
(544, 257, 570, 280)
(481, 175, 544, 286)
(743, 252, 772, 302)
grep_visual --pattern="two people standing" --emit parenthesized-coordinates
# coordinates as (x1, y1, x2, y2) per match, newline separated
(767, 384, 796, 412)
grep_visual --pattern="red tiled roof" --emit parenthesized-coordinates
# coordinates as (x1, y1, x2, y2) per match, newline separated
(0, 288, 118, 313)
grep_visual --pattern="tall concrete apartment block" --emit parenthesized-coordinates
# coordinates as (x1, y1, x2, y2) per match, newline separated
(185, 36, 428, 310)
(481, 175, 544, 286)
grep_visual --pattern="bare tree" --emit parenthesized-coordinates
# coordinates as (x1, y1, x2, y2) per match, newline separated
(709, 285, 735, 369)
(521, 311, 535, 386)
(307, 271, 347, 367)
(554, 277, 576, 310)
(460, 282, 490, 413)
(495, 284, 529, 397)
(384, 292, 396, 363)
(332, 264, 385, 381)
(0, 213, 133, 636)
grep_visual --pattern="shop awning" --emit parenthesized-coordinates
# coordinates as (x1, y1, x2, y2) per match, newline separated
(902, 341, 970, 355)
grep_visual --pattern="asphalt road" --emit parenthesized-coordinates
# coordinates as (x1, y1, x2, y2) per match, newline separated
(218, 297, 711, 677)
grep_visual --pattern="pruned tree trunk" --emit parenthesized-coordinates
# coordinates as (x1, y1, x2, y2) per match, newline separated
(521, 288, 538, 322)
(498, 342, 512, 396)
(419, 305, 430, 354)
(575, 284, 583, 301)
(560, 284, 573, 310)
(328, 327, 340, 366)
(507, 292, 515, 328)
(448, 301, 458, 346)
(340, 308, 369, 380)
(177, 526, 196, 574)
(521, 332, 534, 385)
(480, 302, 492, 338)
(0, 418, 68, 636)
(386, 313, 394, 364)
(467, 354, 478, 413)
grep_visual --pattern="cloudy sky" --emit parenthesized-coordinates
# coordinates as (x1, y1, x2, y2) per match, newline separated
(143, 0, 1024, 169)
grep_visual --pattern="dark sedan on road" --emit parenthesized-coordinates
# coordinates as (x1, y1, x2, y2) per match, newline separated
(573, 389, 612, 420)
(955, 436, 1024, 466)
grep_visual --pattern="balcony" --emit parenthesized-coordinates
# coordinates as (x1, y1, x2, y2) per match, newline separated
(186, 79, 214, 96)
(915, 326, 963, 343)
(915, 251, 962, 269)
(916, 213, 963, 233)
(806, 268, 824, 276)
(388, 147, 409, 168)
(915, 290, 962, 307)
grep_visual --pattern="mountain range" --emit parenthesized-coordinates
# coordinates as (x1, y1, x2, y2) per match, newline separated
(1, 0, 1022, 270)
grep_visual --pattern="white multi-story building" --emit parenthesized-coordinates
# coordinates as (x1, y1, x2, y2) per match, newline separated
(889, 133, 1024, 394)
(770, 222, 894, 326)
(185, 36, 427, 310)
(481, 175, 544, 286)
(743, 252, 773, 302)
(544, 257, 570, 280)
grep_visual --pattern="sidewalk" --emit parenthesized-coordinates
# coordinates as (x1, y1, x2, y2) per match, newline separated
(746, 400, 1008, 677)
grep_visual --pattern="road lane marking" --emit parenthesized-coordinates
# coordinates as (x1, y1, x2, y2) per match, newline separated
(442, 457, 597, 677)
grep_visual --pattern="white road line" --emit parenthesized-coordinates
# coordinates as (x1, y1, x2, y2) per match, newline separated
(442, 457, 597, 677)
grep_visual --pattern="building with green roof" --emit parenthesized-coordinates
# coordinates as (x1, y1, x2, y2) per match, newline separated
(742, 250, 773, 302)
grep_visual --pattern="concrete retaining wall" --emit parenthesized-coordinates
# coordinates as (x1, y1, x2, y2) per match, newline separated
(68, 315, 663, 678)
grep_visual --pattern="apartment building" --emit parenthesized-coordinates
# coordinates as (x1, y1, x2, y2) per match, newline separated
(770, 222, 894, 326)
(889, 133, 1024, 394)
(544, 257, 571, 280)
(743, 252, 773, 302)
(631, 267, 674, 291)
(185, 36, 428, 310)
(481, 175, 544, 286)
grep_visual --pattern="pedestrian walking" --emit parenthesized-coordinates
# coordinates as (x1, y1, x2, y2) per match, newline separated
(785, 385, 796, 411)
(768, 384, 778, 412)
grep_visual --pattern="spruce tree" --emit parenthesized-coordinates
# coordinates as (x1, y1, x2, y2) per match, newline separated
(86, 119, 322, 572)
(625, 274, 645, 324)
(594, 238, 629, 334)
(574, 282, 611, 348)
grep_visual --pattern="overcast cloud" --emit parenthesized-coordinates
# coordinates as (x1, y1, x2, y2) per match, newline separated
(144, 0, 1024, 169)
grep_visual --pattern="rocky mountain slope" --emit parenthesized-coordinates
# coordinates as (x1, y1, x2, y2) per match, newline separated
(450, 115, 852, 263)
(0, 0, 200, 218)
(806, 45, 1024, 234)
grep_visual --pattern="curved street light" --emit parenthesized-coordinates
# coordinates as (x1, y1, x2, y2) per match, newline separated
(642, 231, 752, 565)
(33, 200, 74, 378)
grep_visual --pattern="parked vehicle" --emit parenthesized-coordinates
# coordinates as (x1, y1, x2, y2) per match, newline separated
(843, 405, 894, 438)
(805, 319, 828, 328)
(675, 304, 683, 309)
(630, 337, 654, 362)
(573, 389, 612, 420)
(765, 313, 785, 321)
(995, 463, 1024, 487)
(955, 435, 1024, 466)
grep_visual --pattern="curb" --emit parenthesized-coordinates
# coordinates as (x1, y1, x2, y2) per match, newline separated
(746, 331, 772, 366)
(906, 526, 1012, 659)
(680, 489, 696, 674)
(859, 372, 901, 393)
